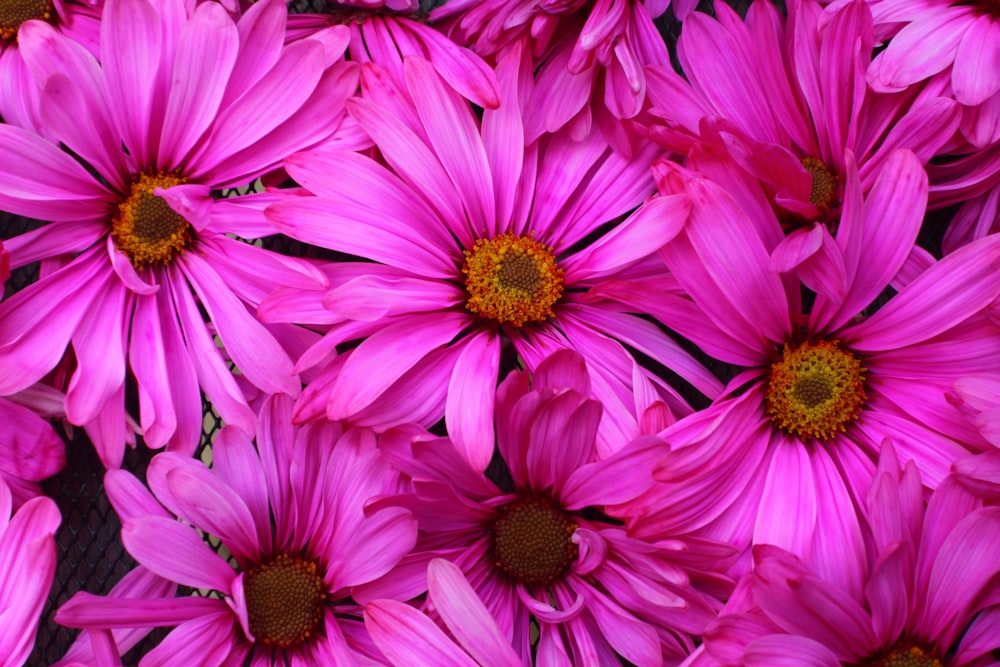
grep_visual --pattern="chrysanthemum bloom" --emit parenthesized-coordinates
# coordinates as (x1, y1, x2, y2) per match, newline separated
(617, 149, 1000, 592)
(56, 394, 418, 665)
(365, 351, 732, 666)
(680, 442, 1000, 667)
(365, 558, 524, 666)
(0, 476, 60, 666)
(865, 0, 1000, 147)
(262, 50, 721, 470)
(642, 0, 960, 263)
(0, 0, 359, 467)
(279, 0, 501, 113)
(0, 0, 102, 134)
(431, 0, 672, 152)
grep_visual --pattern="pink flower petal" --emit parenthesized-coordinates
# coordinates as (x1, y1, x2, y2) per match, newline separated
(136, 611, 238, 666)
(411, 18, 501, 110)
(56, 593, 225, 630)
(213, 427, 273, 557)
(445, 330, 500, 473)
(0, 400, 65, 482)
(121, 516, 237, 593)
(744, 634, 841, 667)
(129, 289, 179, 449)
(561, 435, 663, 509)
(753, 437, 817, 563)
(104, 470, 170, 523)
(364, 599, 479, 667)
(526, 391, 601, 495)
(952, 15, 1000, 106)
(867, 10, 970, 91)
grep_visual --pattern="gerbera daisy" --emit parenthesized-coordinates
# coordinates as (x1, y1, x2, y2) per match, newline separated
(0, 0, 102, 134)
(642, 0, 960, 263)
(0, 476, 61, 667)
(262, 48, 721, 470)
(0, 0, 358, 466)
(365, 350, 732, 666)
(866, 0, 1000, 146)
(364, 558, 524, 667)
(619, 149, 1000, 592)
(55, 394, 418, 665)
(682, 442, 1000, 667)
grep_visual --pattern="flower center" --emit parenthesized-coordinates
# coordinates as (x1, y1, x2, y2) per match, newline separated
(765, 340, 867, 441)
(492, 496, 578, 587)
(111, 173, 193, 269)
(801, 157, 837, 210)
(462, 233, 564, 327)
(860, 641, 944, 667)
(243, 554, 327, 649)
(0, 0, 53, 41)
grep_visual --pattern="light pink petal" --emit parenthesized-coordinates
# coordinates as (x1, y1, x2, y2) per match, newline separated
(809, 445, 868, 600)
(106, 236, 159, 295)
(223, 0, 285, 107)
(859, 97, 960, 188)
(744, 635, 841, 667)
(56, 593, 225, 629)
(326, 312, 467, 420)
(561, 435, 663, 508)
(445, 330, 500, 473)
(323, 273, 461, 322)
(328, 507, 417, 588)
(753, 437, 817, 562)
(770, 224, 847, 304)
(200, 235, 327, 307)
(155, 280, 203, 457)
(180, 251, 299, 396)
(100, 0, 162, 166)
(578, 581, 662, 667)
(564, 193, 690, 282)
(845, 233, 1000, 351)
(129, 290, 178, 449)
(867, 11, 970, 90)
(414, 20, 500, 110)
(104, 470, 170, 523)
(952, 15, 1000, 106)
(529, 47, 594, 138)
(157, 183, 213, 232)
(121, 516, 237, 592)
(65, 277, 127, 425)
(213, 427, 273, 557)
(364, 599, 479, 667)
(482, 43, 526, 234)
(526, 391, 601, 494)
(139, 612, 238, 667)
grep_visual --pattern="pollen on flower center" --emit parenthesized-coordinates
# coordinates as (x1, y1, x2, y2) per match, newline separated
(462, 233, 564, 327)
(111, 173, 193, 269)
(492, 496, 578, 587)
(801, 157, 837, 210)
(765, 340, 867, 441)
(860, 641, 944, 667)
(0, 0, 53, 41)
(243, 554, 327, 648)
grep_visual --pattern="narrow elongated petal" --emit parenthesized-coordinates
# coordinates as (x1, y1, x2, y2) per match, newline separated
(365, 599, 479, 667)
(121, 517, 237, 592)
(445, 330, 500, 473)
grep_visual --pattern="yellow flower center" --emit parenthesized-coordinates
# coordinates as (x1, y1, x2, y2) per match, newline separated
(801, 157, 837, 210)
(111, 173, 193, 269)
(861, 642, 944, 667)
(493, 496, 578, 587)
(765, 340, 867, 441)
(462, 233, 564, 327)
(0, 0, 53, 41)
(243, 554, 327, 649)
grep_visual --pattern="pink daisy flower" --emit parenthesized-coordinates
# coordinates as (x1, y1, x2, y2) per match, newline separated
(0, 0, 358, 466)
(0, 476, 61, 666)
(365, 350, 732, 666)
(865, 0, 1000, 146)
(364, 558, 524, 667)
(684, 442, 1000, 667)
(643, 0, 960, 262)
(56, 394, 418, 665)
(262, 49, 721, 470)
(618, 149, 1000, 591)
(431, 0, 672, 151)
(0, 0, 102, 134)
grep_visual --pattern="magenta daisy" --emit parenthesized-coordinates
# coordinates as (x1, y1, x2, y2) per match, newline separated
(0, 0, 359, 466)
(432, 0, 672, 151)
(55, 394, 418, 665)
(364, 350, 731, 666)
(643, 0, 960, 263)
(683, 442, 1000, 667)
(0, 476, 61, 666)
(866, 0, 1000, 146)
(0, 0, 102, 134)
(364, 558, 524, 667)
(618, 149, 1000, 593)
(262, 50, 721, 471)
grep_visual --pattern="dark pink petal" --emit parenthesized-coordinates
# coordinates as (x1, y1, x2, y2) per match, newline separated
(364, 599, 479, 667)
(104, 470, 170, 523)
(482, 43, 526, 234)
(753, 438, 817, 564)
(859, 97, 960, 188)
(561, 435, 663, 508)
(156, 280, 202, 457)
(180, 252, 300, 396)
(56, 593, 224, 629)
(809, 445, 868, 600)
(770, 224, 847, 305)
(953, 605, 1000, 664)
(952, 15, 1000, 106)
(526, 391, 601, 494)
(863, 543, 912, 647)
(129, 290, 178, 449)
(744, 635, 841, 667)
(325, 312, 467, 420)
(223, 0, 285, 107)
(199, 235, 326, 307)
(867, 11, 969, 91)
(529, 47, 594, 139)
(844, 234, 1000, 351)
(138, 612, 238, 667)
(410, 18, 501, 110)
(323, 273, 461, 322)
(576, 580, 662, 667)
(0, 399, 65, 481)
(213, 427, 272, 557)
(107, 237, 159, 295)
(100, 0, 163, 166)
(121, 517, 237, 592)
(445, 330, 500, 473)
(328, 507, 417, 588)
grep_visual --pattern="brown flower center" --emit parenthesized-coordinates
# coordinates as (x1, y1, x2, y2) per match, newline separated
(859, 641, 944, 667)
(462, 233, 564, 327)
(0, 0, 53, 42)
(765, 340, 867, 441)
(243, 554, 327, 648)
(111, 173, 193, 269)
(493, 496, 578, 587)
(801, 157, 837, 211)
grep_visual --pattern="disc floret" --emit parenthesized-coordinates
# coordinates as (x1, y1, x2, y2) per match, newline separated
(111, 172, 193, 269)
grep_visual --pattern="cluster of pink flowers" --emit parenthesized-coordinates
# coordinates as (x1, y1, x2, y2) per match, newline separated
(1, 0, 999, 664)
